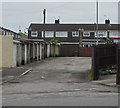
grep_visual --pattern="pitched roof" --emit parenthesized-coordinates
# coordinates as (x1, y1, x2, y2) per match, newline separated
(0, 27, 18, 35)
(29, 23, 119, 31)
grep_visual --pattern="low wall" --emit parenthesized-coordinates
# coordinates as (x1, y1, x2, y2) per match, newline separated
(0, 36, 2, 67)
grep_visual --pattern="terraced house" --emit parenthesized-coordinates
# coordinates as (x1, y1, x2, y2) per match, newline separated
(28, 20, 120, 57)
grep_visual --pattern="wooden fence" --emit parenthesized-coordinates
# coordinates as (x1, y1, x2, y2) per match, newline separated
(79, 46, 92, 57)
(117, 48, 120, 85)
(92, 44, 117, 80)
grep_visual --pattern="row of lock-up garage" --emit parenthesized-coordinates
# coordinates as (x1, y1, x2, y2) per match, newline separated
(12, 39, 60, 67)
(0, 36, 60, 68)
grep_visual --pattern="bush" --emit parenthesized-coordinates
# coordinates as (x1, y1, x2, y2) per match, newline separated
(99, 68, 117, 76)
(50, 39, 60, 44)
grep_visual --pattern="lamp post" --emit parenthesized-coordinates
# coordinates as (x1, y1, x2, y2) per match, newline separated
(78, 28, 84, 47)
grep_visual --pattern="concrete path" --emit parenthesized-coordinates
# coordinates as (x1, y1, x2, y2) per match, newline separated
(2, 57, 119, 106)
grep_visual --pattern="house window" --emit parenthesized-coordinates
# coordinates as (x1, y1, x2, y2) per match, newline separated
(83, 32, 90, 37)
(56, 32, 68, 37)
(72, 31, 79, 37)
(98, 32, 104, 37)
(109, 31, 120, 37)
(31, 31, 38, 37)
(45, 31, 54, 38)
(95, 31, 107, 37)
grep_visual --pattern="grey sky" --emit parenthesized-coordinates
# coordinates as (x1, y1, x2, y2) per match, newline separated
(2, 2, 118, 32)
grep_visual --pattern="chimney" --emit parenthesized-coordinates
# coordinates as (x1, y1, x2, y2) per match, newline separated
(19, 26, 22, 33)
(105, 19, 110, 25)
(55, 19, 60, 24)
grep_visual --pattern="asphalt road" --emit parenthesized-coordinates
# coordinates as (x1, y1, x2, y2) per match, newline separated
(2, 57, 119, 106)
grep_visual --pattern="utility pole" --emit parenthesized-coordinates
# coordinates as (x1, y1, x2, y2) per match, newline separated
(96, 0, 99, 45)
(43, 9, 46, 38)
(43, 9, 46, 40)
(43, 9, 46, 24)
(43, 9, 46, 59)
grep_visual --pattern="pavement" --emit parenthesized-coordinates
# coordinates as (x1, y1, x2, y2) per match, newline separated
(0, 67, 32, 84)
(92, 74, 119, 88)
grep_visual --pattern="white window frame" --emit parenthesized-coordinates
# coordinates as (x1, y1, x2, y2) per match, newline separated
(41, 31, 44, 38)
(109, 30, 120, 38)
(56, 31, 68, 37)
(83, 31, 90, 37)
(72, 31, 79, 37)
(98, 32, 104, 37)
(45, 31, 54, 38)
(31, 31, 38, 37)
(95, 31, 107, 38)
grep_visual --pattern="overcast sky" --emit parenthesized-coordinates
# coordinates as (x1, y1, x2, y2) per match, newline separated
(1, 2, 118, 32)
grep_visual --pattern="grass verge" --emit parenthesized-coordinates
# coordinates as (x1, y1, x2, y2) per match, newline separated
(86, 69, 93, 81)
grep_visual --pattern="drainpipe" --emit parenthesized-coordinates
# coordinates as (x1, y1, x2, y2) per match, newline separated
(78, 28, 84, 47)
